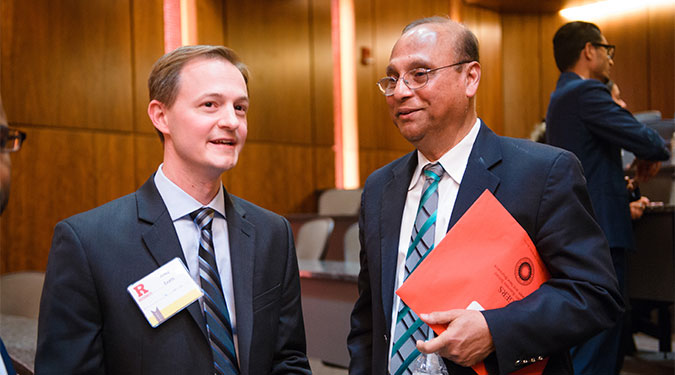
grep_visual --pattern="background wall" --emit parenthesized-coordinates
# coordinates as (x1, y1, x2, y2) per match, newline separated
(1, 0, 673, 273)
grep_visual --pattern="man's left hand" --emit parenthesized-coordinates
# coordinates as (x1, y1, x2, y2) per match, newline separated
(416, 309, 495, 367)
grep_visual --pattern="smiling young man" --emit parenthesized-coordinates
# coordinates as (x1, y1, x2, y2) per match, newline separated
(36, 46, 311, 375)
(546, 22, 669, 374)
(348, 17, 623, 375)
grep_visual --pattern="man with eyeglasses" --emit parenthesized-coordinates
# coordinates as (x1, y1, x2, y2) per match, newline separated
(348, 16, 623, 375)
(546, 21, 670, 375)
(0, 91, 26, 375)
(0, 120, 26, 216)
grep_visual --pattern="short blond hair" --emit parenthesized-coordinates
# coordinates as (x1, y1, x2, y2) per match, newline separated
(147, 45, 249, 141)
(148, 45, 249, 108)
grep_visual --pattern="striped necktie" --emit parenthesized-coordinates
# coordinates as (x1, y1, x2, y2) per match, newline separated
(191, 207, 239, 375)
(390, 162, 444, 375)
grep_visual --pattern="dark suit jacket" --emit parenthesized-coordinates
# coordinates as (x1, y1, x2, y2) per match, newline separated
(347, 122, 624, 374)
(35, 176, 311, 375)
(546, 72, 670, 250)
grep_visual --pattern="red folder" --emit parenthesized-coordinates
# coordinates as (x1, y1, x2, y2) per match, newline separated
(396, 190, 550, 374)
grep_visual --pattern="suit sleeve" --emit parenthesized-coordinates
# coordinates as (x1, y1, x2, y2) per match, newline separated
(482, 151, 624, 373)
(347, 190, 374, 375)
(270, 217, 312, 375)
(35, 220, 105, 374)
(579, 84, 670, 161)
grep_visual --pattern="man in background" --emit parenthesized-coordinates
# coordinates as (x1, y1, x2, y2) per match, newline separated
(348, 17, 623, 375)
(0, 91, 25, 375)
(36, 45, 311, 374)
(546, 21, 670, 374)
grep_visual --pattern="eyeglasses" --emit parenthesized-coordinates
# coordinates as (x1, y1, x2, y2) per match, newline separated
(0, 126, 27, 152)
(376, 60, 475, 96)
(591, 42, 616, 60)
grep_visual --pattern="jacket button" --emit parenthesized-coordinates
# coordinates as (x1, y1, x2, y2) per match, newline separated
(537, 356, 544, 361)
(530, 357, 536, 362)
(522, 359, 529, 364)
(384, 334, 388, 343)
(515, 360, 521, 365)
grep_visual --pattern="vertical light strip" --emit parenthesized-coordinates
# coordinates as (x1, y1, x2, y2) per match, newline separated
(163, 0, 182, 53)
(333, 0, 360, 189)
(163, 0, 196, 53)
(180, 0, 197, 46)
(331, 0, 344, 189)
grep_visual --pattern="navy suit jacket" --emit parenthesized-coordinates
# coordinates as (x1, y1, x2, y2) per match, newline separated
(546, 72, 670, 249)
(35, 176, 311, 375)
(347, 122, 624, 374)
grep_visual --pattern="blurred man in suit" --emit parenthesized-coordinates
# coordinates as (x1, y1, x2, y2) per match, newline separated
(36, 45, 311, 375)
(348, 17, 623, 375)
(0, 88, 26, 375)
(546, 21, 670, 374)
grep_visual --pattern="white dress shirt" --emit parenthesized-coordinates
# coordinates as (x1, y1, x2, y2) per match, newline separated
(153, 164, 238, 353)
(388, 119, 481, 363)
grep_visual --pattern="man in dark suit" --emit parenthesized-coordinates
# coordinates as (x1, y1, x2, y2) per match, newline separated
(35, 45, 311, 375)
(546, 21, 670, 374)
(348, 17, 624, 375)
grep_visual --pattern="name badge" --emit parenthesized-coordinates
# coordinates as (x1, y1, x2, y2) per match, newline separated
(127, 257, 203, 328)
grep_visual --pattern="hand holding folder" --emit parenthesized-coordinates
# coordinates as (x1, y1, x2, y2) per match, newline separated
(396, 190, 550, 374)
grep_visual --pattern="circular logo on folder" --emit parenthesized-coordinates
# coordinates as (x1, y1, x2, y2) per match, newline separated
(515, 258, 534, 285)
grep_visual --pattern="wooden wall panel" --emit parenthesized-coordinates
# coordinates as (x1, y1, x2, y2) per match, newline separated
(1, 0, 133, 131)
(1, 128, 97, 272)
(538, 13, 566, 121)
(502, 14, 542, 139)
(93, 133, 137, 204)
(596, 9, 650, 113)
(354, 0, 379, 152)
(647, 2, 674, 118)
(223, 143, 317, 213)
(310, 0, 334, 147)
(224, 0, 313, 145)
(0, 0, 163, 273)
(463, 6, 503, 134)
(134, 134, 164, 187)
(196, 0, 227, 46)
(133, 0, 165, 135)
(315, 146, 336, 191)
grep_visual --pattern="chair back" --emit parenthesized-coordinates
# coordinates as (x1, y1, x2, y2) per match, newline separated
(0, 271, 45, 319)
(318, 189, 362, 216)
(295, 217, 335, 260)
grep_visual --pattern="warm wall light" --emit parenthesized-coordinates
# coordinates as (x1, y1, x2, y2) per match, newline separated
(331, 0, 360, 189)
(560, 0, 672, 20)
(163, 0, 196, 53)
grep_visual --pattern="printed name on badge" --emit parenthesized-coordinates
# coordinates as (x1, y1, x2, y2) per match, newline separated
(127, 257, 203, 327)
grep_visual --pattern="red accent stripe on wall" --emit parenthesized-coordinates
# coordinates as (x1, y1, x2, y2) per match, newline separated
(331, 0, 344, 189)
(163, 0, 181, 53)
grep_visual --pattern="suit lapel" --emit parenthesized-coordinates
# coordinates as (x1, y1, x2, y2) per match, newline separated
(136, 176, 208, 338)
(448, 122, 502, 230)
(380, 152, 418, 329)
(224, 191, 255, 374)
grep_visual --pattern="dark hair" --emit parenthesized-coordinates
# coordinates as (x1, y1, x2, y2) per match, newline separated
(553, 21, 603, 72)
(148, 45, 249, 142)
(402, 16, 480, 63)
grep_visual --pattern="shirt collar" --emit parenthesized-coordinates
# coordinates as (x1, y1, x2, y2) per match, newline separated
(408, 118, 481, 190)
(154, 163, 226, 221)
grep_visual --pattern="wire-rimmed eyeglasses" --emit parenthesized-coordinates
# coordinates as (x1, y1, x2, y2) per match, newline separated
(591, 42, 615, 60)
(0, 126, 26, 153)
(376, 60, 475, 96)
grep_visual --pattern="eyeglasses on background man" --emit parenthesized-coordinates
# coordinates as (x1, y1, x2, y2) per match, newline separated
(0, 125, 26, 153)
